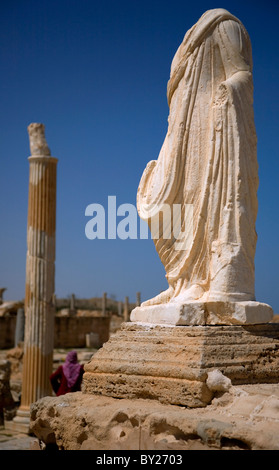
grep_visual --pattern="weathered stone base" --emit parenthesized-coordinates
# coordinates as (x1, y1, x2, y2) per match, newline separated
(130, 300, 273, 325)
(30, 386, 279, 450)
(82, 322, 279, 408)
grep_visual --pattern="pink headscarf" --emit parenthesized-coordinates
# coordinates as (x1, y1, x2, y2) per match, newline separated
(62, 351, 82, 388)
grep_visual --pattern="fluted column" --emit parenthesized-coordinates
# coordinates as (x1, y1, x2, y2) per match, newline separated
(136, 292, 141, 307)
(102, 292, 107, 316)
(123, 296, 129, 322)
(16, 123, 58, 426)
(0, 288, 6, 305)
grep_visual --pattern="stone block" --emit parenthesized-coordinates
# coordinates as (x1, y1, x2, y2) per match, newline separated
(29, 386, 279, 450)
(130, 301, 273, 326)
(82, 322, 279, 407)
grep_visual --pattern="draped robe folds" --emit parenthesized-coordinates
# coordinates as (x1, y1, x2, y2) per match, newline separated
(137, 9, 259, 305)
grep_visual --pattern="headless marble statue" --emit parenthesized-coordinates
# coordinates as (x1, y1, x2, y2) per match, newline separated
(132, 9, 273, 324)
(82, 10, 276, 412)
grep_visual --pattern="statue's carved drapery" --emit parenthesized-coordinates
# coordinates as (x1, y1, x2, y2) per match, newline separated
(137, 9, 258, 306)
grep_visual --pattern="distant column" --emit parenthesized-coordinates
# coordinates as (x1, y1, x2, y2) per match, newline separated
(0, 288, 6, 305)
(69, 293, 77, 315)
(102, 292, 107, 316)
(52, 294, 57, 311)
(118, 301, 122, 317)
(14, 308, 25, 347)
(136, 292, 141, 307)
(70, 294, 75, 310)
(15, 123, 58, 431)
(124, 296, 129, 322)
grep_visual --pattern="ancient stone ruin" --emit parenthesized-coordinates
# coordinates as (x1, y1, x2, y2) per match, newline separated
(7, 9, 279, 450)
(81, 8, 277, 409)
(5, 124, 58, 432)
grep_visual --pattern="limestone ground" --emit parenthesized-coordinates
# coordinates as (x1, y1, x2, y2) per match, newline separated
(0, 426, 39, 450)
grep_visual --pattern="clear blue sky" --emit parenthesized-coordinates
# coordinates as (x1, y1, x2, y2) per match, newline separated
(0, 0, 278, 311)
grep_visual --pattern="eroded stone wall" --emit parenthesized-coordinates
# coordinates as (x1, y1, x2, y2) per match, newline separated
(0, 316, 111, 350)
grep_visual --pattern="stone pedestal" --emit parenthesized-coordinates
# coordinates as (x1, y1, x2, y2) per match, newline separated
(130, 300, 273, 326)
(83, 322, 279, 408)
